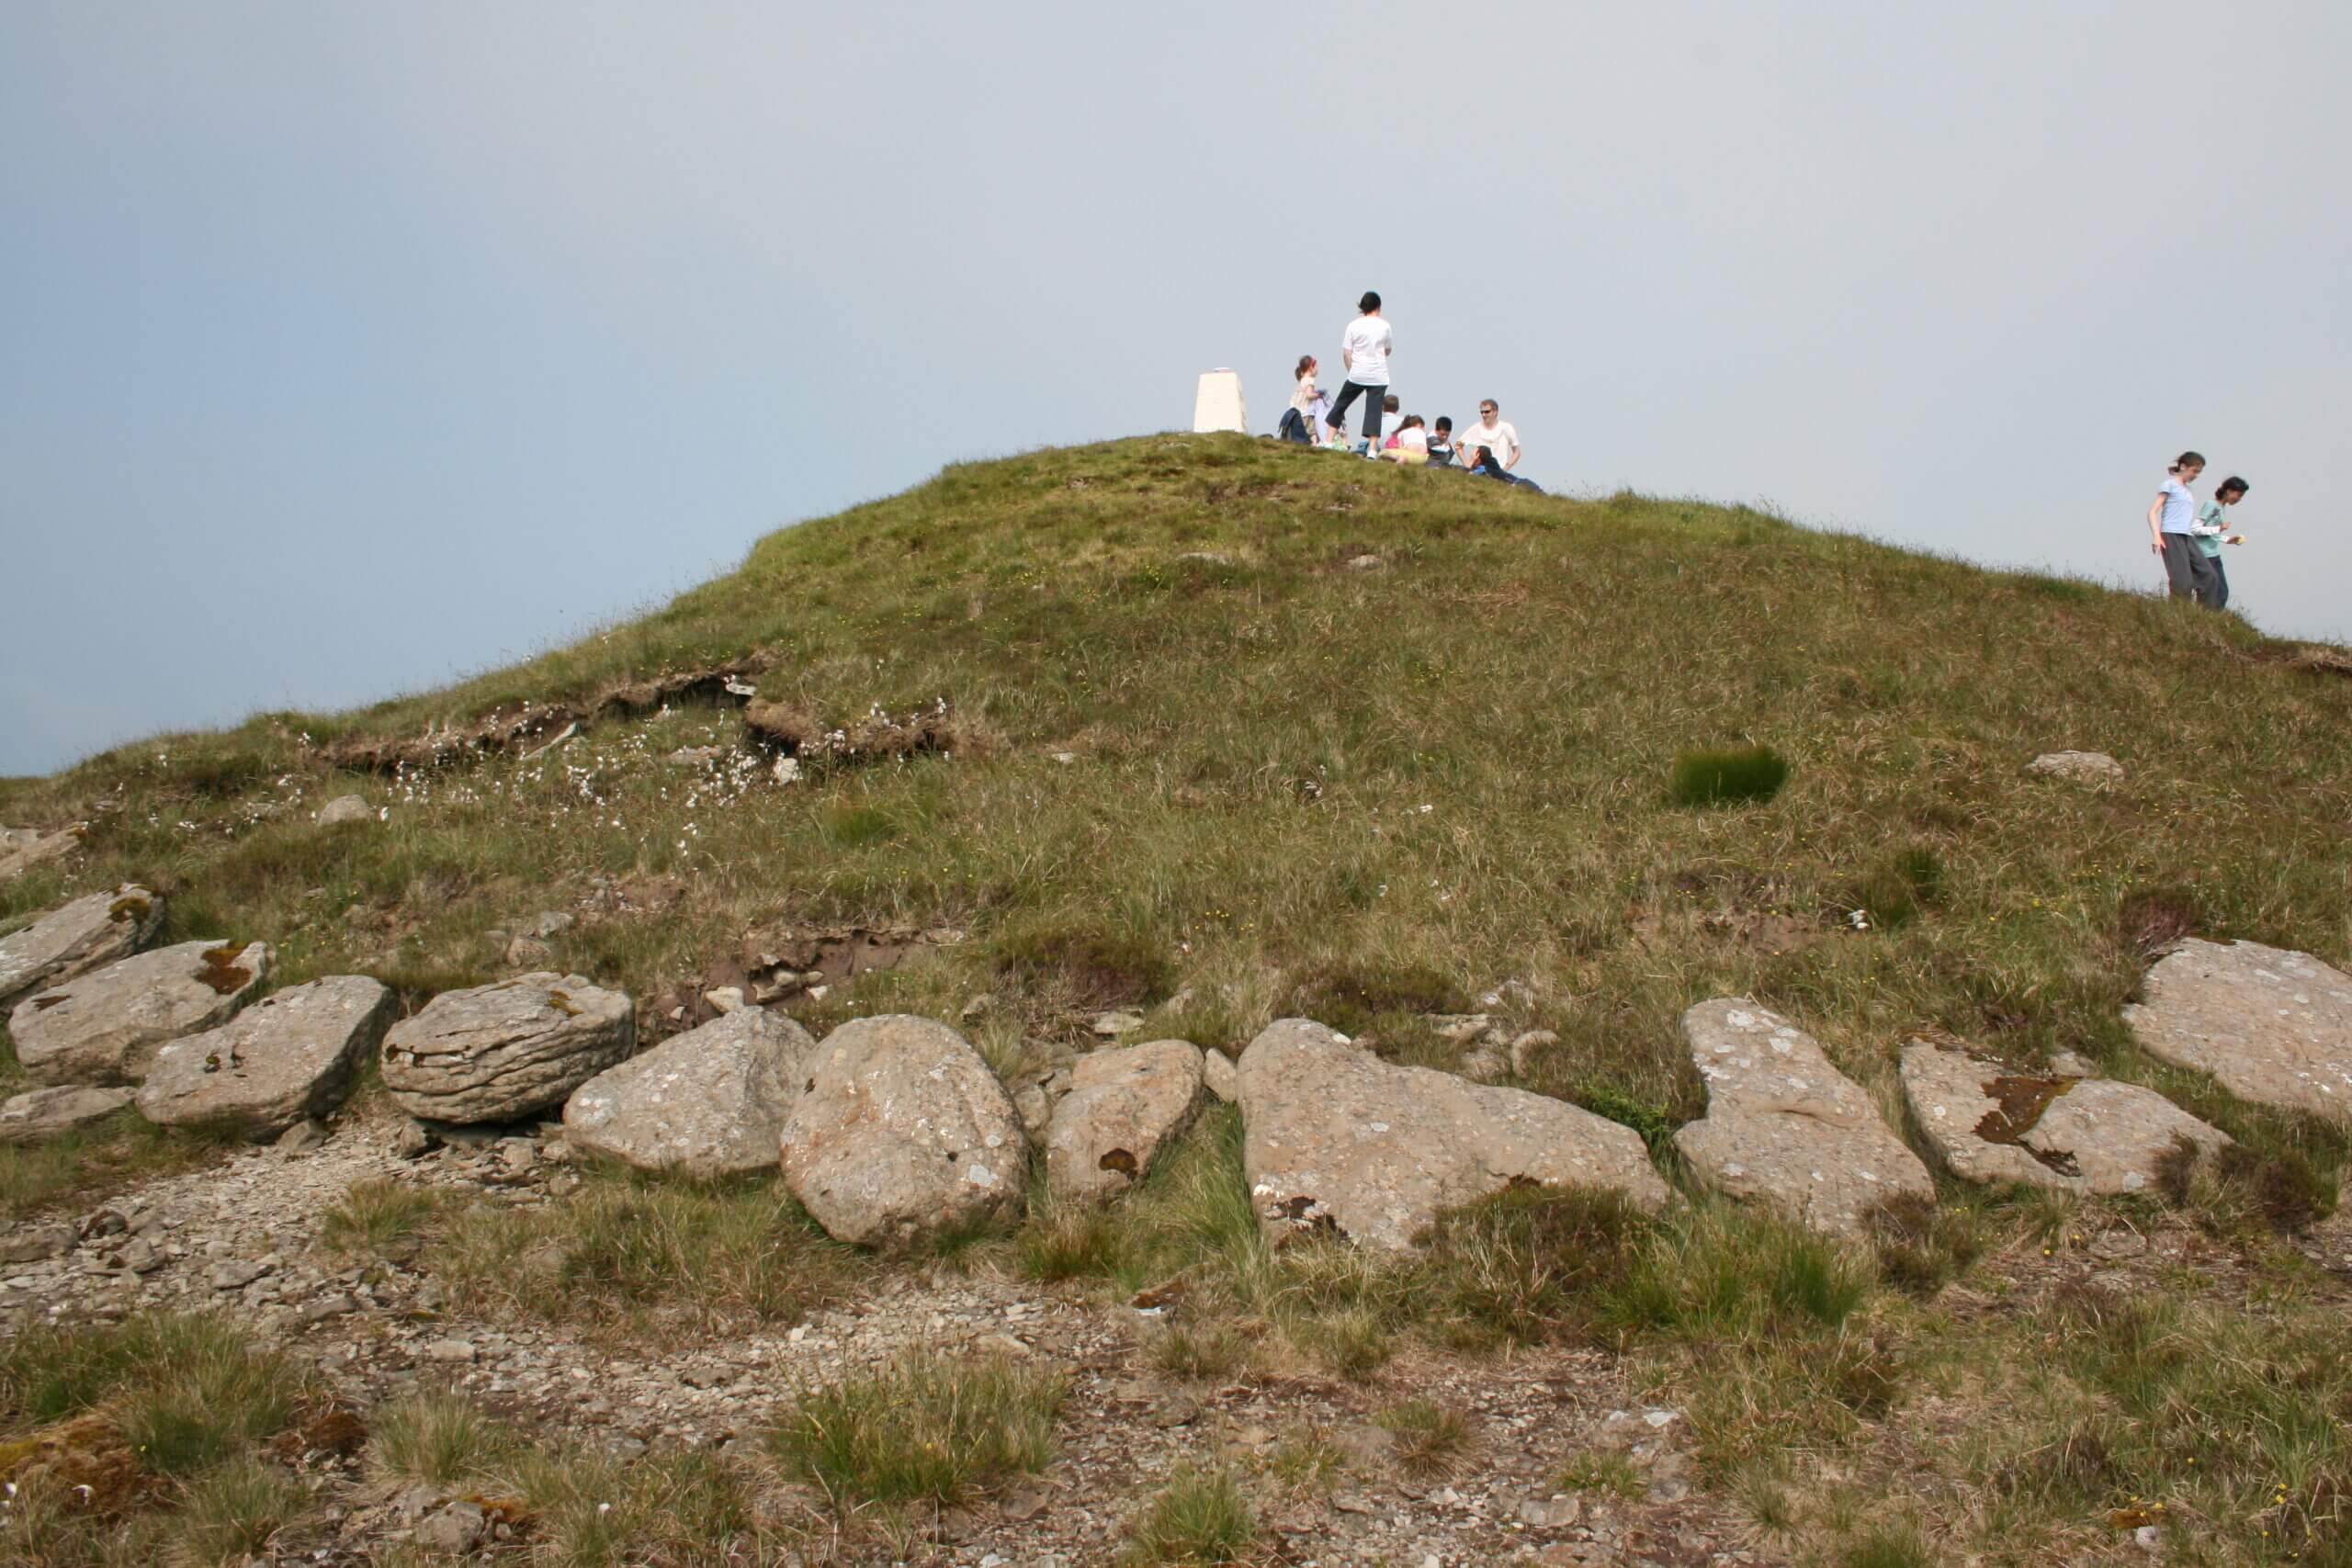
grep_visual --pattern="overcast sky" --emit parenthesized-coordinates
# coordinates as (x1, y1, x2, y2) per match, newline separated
(5, 2, 2346, 776)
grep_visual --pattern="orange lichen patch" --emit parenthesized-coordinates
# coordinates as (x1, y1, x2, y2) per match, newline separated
(198, 942, 255, 996)
(0, 1413, 155, 1519)
(107, 895, 153, 924)
(545, 990, 584, 1018)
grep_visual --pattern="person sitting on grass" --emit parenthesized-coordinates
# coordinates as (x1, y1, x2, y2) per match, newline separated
(2194, 475, 2252, 609)
(1426, 415, 1457, 467)
(1278, 355, 1319, 443)
(1381, 414, 1430, 465)
(1378, 394, 1402, 452)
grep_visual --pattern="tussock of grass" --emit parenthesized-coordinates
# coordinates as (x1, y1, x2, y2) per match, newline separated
(1375, 1398, 1471, 1476)
(368, 1393, 513, 1486)
(1668, 744, 1790, 807)
(317, 1179, 443, 1256)
(168, 1457, 307, 1567)
(1122, 1464, 1259, 1565)
(1558, 1449, 1648, 1500)
(769, 1351, 1064, 1507)
(429, 1167, 847, 1331)
(1150, 1323, 1251, 1383)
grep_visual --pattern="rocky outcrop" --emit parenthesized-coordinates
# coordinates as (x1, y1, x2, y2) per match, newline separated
(0, 886, 164, 1010)
(780, 1015, 1024, 1247)
(2027, 750, 2124, 784)
(9, 940, 270, 1087)
(1673, 999, 1932, 1235)
(1237, 1019, 1667, 1251)
(2124, 939, 2352, 1124)
(0, 1086, 134, 1143)
(1045, 1040, 1205, 1203)
(1900, 1040, 2228, 1196)
(0, 825, 83, 882)
(380, 974, 633, 1125)
(136, 976, 395, 1139)
(563, 1009, 816, 1177)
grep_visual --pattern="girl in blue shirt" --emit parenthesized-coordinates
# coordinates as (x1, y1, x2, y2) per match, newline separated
(2147, 451, 2217, 603)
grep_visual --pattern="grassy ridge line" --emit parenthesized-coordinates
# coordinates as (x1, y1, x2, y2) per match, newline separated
(3, 433, 2349, 1156)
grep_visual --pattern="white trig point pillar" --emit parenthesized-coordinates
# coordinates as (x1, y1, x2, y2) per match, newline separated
(1192, 368, 1248, 434)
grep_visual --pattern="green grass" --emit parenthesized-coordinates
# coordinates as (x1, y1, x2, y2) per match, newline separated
(768, 1350, 1064, 1507)
(368, 1393, 514, 1486)
(1668, 743, 1792, 807)
(317, 1178, 444, 1256)
(1121, 1463, 1260, 1565)
(1374, 1398, 1472, 1477)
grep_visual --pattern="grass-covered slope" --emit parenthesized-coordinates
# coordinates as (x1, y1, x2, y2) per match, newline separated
(7, 434, 2351, 1142)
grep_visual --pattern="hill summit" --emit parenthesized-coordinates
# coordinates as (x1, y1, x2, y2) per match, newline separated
(5, 434, 2352, 1565)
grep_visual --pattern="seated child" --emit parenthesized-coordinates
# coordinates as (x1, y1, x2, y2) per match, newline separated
(1427, 416, 1456, 466)
(1381, 414, 1430, 466)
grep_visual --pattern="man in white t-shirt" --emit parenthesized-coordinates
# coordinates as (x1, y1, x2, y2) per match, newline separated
(1460, 399, 1544, 491)
(1323, 291, 1394, 448)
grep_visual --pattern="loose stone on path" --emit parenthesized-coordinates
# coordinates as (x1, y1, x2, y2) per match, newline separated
(0, 1085, 134, 1143)
(1899, 1040, 2228, 1195)
(137, 975, 396, 1139)
(563, 1008, 815, 1178)
(379, 973, 634, 1125)
(9, 939, 271, 1087)
(1238, 1018, 1667, 1251)
(2125, 939, 2352, 1123)
(0, 885, 164, 1010)
(1672, 998, 1932, 1235)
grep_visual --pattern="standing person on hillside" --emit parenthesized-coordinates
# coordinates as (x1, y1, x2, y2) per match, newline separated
(2194, 476, 2252, 609)
(1324, 292, 1394, 452)
(2148, 451, 2218, 604)
(1278, 355, 1319, 443)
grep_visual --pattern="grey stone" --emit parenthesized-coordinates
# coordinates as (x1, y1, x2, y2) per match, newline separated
(422, 1338, 478, 1363)
(0, 1223, 76, 1264)
(780, 1015, 1024, 1247)
(525, 911, 575, 940)
(211, 1258, 271, 1291)
(2125, 939, 2352, 1124)
(1202, 1048, 1239, 1103)
(1673, 999, 1933, 1235)
(314, 794, 376, 826)
(1510, 1030, 1560, 1078)
(1045, 1040, 1204, 1203)
(380, 973, 634, 1125)
(414, 1501, 487, 1555)
(2027, 750, 2125, 784)
(1899, 1042, 2081, 1192)
(562, 1009, 815, 1178)
(0, 1085, 134, 1144)
(1091, 1010, 1145, 1039)
(505, 935, 554, 968)
(1901, 1041, 2229, 1196)
(1520, 1497, 1584, 1529)
(2026, 1078, 2230, 1194)
(276, 1117, 330, 1151)
(0, 886, 164, 1011)
(137, 976, 395, 1138)
(1237, 1019, 1668, 1251)
(9, 939, 271, 1087)
(0, 826, 83, 883)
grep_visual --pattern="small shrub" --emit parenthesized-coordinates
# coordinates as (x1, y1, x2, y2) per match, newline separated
(2155, 1134, 2334, 1235)
(1840, 1519, 1936, 1568)
(1151, 1323, 1250, 1383)
(1123, 1464, 1259, 1565)
(1288, 1306, 1394, 1381)
(1568, 1086, 1679, 1156)
(1017, 1203, 1136, 1283)
(1264, 1426, 1343, 1490)
(1420, 1183, 1652, 1346)
(506, 1440, 755, 1565)
(770, 1351, 1063, 1506)
(1558, 1449, 1648, 1500)
(368, 1393, 511, 1486)
(1375, 1399, 1471, 1477)
(112, 1326, 304, 1478)
(167, 1457, 308, 1566)
(319, 1179, 442, 1256)
(1668, 745, 1790, 808)
(1866, 1192, 1985, 1294)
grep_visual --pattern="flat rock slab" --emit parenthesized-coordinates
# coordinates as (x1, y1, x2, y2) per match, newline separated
(1238, 1018, 1667, 1251)
(2027, 750, 2124, 783)
(1046, 1039, 1205, 1203)
(1674, 999, 1931, 1235)
(0, 1085, 134, 1144)
(2125, 939, 2352, 1124)
(781, 1015, 1024, 1247)
(137, 976, 395, 1138)
(380, 973, 634, 1125)
(10, 940, 270, 1087)
(0, 886, 164, 1010)
(1900, 1041, 2228, 1196)
(564, 1009, 816, 1178)
(0, 826, 83, 882)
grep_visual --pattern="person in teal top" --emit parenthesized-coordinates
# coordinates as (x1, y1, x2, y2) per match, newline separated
(2194, 476, 2251, 609)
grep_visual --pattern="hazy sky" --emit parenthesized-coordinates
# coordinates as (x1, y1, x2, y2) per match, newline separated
(5, 3, 2346, 775)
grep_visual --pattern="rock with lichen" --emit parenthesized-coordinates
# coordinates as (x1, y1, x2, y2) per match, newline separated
(9, 940, 270, 1086)
(380, 973, 633, 1124)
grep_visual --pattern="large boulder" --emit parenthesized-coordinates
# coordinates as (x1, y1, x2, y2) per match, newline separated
(1237, 1019, 1667, 1251)
(563, 1009, 816, 1177)
(1045, 1039, 1205, 1203)
(380, 973, 633, 1125)
(2124, 939, 2352, 1124)
(1899, 1041, 2228, 1196)
(0, 886, 164, 1011)
(780, 1015, 1024, 1247)
(136, 976, 395, 1138)
(9, 940, 270, 1087)
(1673, 999, 1932, 1235)
(0, 1086, 135, 1144)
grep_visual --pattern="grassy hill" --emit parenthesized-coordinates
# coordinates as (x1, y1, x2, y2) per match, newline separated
(7, 434, 2352, 1563)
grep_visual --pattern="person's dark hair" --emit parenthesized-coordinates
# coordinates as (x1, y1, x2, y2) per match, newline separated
(1359, 290, 1381, 312)
(1382, 394, 1400, 412)
(2218, 476, 2250, 497)
(2170, 451, 2206, 473)
(1295, 355, 1316, 380)
(1433, 416, 1453, 433)
(1402, 414, 1424, 429)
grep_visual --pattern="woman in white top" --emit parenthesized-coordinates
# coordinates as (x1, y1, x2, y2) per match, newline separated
(1323, 291, 1394, 448)
(2147, 450, 2217, 604)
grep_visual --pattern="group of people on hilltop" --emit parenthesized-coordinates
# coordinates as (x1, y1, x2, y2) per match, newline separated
(2150, 451, 2254, 609)
(1275, 292, 1544, 492)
